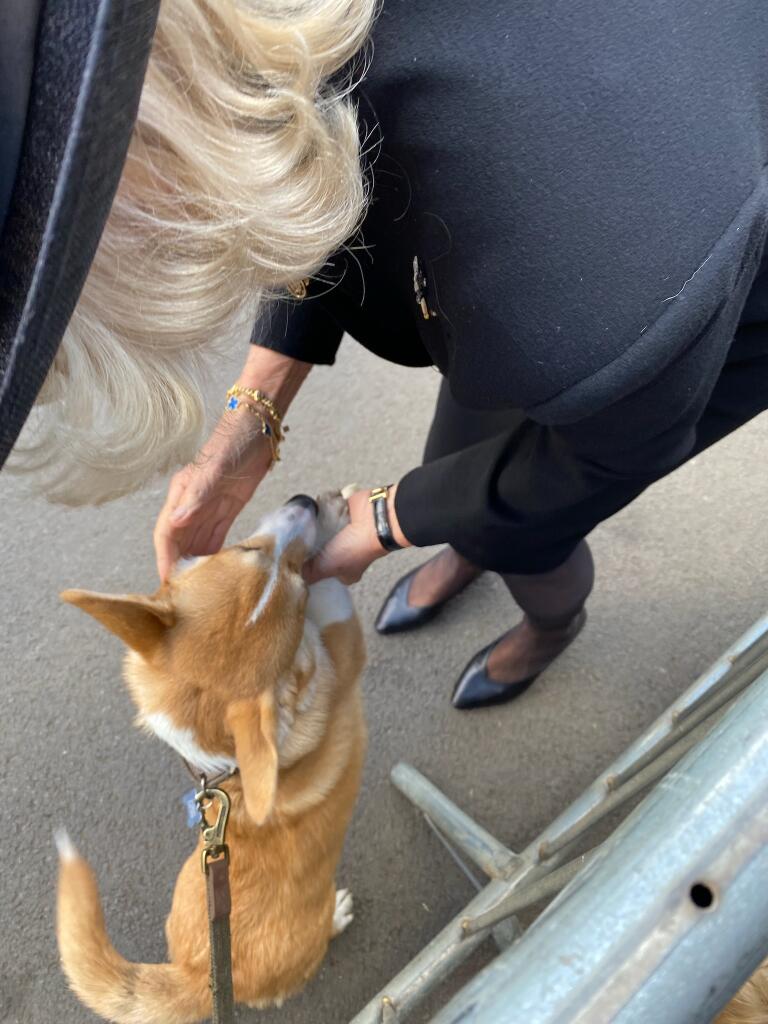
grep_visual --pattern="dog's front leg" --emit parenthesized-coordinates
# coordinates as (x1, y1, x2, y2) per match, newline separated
(332, 888, 354, 937)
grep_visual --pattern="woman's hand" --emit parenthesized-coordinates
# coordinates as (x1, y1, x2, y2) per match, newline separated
(154, 413, 273, 582)
(154, 346, 311, 581)
(304, 485, 411, 585)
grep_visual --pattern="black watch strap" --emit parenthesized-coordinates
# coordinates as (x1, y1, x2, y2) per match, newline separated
(370, 486, 402, 552)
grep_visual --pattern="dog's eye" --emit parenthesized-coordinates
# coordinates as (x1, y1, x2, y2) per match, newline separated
(233, 545, 265, 568)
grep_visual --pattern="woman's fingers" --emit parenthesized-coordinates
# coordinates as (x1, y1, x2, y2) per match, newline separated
(154, 479, 184, 581)
(302, 540, 341, 585)
(152, 411, 278, 580)
(303, 522, 382, 586)
(154, 524, 181, 584)
(154, 465, 254, 579)
(168, 458, 221, 520)
(208, 516, 233, 555)
(168, 483, 212, 526)
(186, 505, 229, 557)
(169, 504, 192, 525)
(304, 493, 371, 584)
(303, 487, 411, 585)
(154, 471, 211, 579)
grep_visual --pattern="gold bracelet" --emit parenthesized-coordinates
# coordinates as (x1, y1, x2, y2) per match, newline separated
(226, 385, 284, 432)
(224, 394, 282, 464)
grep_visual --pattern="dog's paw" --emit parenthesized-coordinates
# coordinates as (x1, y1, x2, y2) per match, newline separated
(314, 490, 353, 550)
(332, 887, 354, 936)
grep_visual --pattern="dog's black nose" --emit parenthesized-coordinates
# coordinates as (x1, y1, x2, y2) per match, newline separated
(285, 494, 319, 516)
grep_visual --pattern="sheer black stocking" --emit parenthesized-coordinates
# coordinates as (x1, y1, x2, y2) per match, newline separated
(407, 546, 483, 608)
(487, 541, 594, 684)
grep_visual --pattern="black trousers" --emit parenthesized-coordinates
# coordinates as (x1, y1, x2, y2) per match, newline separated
(423, 319, 768, 577)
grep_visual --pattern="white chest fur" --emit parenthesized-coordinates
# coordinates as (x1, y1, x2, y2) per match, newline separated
(142, 711, 237, 776)
(306, 578, 353, 630)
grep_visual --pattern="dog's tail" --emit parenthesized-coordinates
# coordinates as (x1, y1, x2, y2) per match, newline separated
(55, 830, 209, 1024)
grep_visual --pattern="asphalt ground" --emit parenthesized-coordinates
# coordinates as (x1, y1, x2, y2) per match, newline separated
(2, 339, 768, 1023)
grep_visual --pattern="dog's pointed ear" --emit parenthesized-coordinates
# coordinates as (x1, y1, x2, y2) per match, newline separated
(226, 693, 278, 825)
(60, 589, 175, 658)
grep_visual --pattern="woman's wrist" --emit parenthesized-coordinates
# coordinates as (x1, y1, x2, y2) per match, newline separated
(237, 345, 312, 417)
(384, 483, 411, 549)
(208, 405, 273, 472)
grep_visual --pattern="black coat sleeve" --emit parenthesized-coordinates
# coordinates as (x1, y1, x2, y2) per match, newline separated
(394, 319, 734, 574)
(251, 294, 345, 366)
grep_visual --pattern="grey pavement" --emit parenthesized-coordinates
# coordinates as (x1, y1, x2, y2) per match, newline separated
(2, 339, 768, 1024)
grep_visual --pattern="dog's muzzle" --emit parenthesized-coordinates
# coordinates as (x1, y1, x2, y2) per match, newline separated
(250, 496, 319, 553)
(285, 494, 319, 517)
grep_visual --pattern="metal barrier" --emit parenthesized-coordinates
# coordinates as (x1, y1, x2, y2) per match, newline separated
(349, 612, 768, 1023)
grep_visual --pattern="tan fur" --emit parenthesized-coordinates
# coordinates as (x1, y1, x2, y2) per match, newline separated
(716, 961, 768, 1024)
(57, 502, 366, 1022)
(226, 694, 279, 825)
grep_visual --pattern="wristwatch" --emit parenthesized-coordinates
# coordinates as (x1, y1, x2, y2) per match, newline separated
(369, 485, 402, 552)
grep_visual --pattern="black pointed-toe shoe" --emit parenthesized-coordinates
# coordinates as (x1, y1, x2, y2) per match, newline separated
(451, 641, 540, 710)
(451, 610, 588, 711)
(375, 566, 443, 635)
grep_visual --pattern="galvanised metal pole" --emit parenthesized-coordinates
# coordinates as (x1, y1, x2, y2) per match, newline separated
(430, 665, 768, 1024)
(351, 614, 768, 1024)
(390, 763, 520, 880)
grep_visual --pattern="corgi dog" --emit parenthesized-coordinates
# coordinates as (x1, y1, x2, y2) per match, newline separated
(56, 492, 366, 1024)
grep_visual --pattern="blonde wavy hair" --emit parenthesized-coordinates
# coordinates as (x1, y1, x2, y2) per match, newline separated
(11, 0, 374, 504)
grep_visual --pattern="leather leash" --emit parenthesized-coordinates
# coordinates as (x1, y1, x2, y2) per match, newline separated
(188, 764, 238, 1024)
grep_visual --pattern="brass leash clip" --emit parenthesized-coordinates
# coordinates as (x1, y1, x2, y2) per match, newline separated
(195, 784, 231, 874)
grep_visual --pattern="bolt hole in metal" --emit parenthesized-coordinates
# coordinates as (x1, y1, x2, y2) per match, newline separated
(689, 881, 716, 910)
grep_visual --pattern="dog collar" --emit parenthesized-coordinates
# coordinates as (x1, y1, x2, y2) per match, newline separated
(181, 758, 239, 791)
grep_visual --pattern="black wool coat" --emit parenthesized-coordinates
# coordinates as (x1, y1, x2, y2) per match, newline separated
(254, 0, 768, 573)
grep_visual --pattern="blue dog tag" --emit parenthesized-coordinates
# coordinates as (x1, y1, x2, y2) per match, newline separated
(181, 788, 202, 828)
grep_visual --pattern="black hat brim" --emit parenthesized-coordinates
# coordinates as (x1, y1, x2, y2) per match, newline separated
(0, 0, 161, 470)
